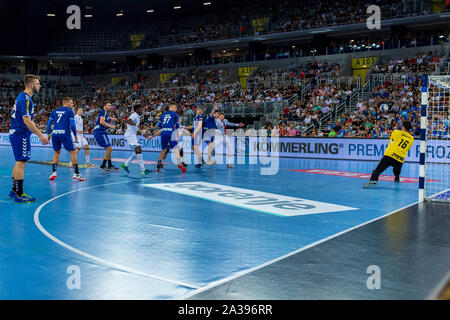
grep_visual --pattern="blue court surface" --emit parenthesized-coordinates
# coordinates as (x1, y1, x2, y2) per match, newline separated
(0, 145, 447, 299)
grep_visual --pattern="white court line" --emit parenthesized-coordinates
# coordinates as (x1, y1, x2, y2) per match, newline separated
(179, 200, 422, 299)
(147, 223, 184, 231)
(33, 181, 199, 290)
(426, 270, 450, 300)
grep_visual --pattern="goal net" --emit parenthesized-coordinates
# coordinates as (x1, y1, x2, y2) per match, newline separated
(420, 75, 450, 202)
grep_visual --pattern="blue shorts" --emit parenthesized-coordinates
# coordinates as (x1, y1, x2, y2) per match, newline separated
(52, 134, 75, 152)
(161, 132, 178, 150)
(10, 132, 31, 161)
(93, 131, 111, 148)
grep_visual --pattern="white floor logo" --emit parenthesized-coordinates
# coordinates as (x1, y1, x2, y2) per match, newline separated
(143, 182, 357, 217)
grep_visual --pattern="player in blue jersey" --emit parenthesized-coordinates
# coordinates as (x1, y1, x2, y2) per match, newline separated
(147, 116, 189, 170)
(198, 104, 220, 167)
(47, 97, 86, 181)
(9, 75, 50, 203)
(93, 101, 119, 171)
(155, 103, 186, 173)
(191, 105, 206, 168)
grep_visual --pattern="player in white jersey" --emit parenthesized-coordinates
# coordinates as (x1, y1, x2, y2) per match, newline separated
(121, 104, 151, 175)
(73, 107, 94, 167)
(215, 112, 244, 168)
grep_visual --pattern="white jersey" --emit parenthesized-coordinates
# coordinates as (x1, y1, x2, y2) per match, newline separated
(75, 114, 84, 135)
(125, 112, 140, 136)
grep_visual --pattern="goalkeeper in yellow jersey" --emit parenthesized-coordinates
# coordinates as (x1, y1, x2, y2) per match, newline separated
(363, 121, 414, 188)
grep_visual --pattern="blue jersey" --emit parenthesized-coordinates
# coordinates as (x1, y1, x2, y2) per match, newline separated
(47, 107, 76, 136)
(193, 114, 205, 132)
(203, 115, 217, 131)
(10, 91, 35, 134)
(94, 109, 110, 132)
(158, 111, 179, 133)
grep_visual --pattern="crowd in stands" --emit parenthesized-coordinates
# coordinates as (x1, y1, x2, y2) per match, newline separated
(372, 51, 445, 74)
(1, 57, 448, 140)
(50, 0, 430, 53)
(270, 76, 428, 139)
(264, 83, 355, 136)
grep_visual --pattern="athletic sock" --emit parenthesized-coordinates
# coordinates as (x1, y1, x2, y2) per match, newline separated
(136, 154, 145, 171)
(125, 153, 136, 166)
(12, 177, 14, 192)
(74, 164, 79, 175)
(17, 179, 23, 197)
(85, 155, 90, 163)
(101, 159, 107, 167)
(107, 160, 112, 168)
(52, 163, 57, 173)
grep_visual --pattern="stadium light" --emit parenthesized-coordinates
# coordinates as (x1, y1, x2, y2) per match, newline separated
(147, 9, 154, 13)
(203, 2, 212, 5)
(116, 13, 124, 16)
(236, 48, 240, 51)
(85, 14, 93, 18)
(174, 6, 181, 9)
(47, 13, 56, 17)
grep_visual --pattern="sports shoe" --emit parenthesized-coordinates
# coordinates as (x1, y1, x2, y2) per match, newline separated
(99, 165, 111, 172)
(207, 159, 217, 166)
(141, 169, 152, 175)
(177, 164, 187, 173)
(108, 165, 119, 171)
(73, 173, 86, 181)
(121, 163, 130, 173)
(227, 164, 235, 168)
(362, 181, 377, 189)
(181, 162, 188, 168)
(14, 193, 37, 203)
(8, 190, 16, 199)
(49, 171, 57, 180)
(195, 160, 206, 168)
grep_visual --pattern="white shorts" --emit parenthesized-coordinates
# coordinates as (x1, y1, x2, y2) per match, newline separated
(74, 135, 89, 149)
(125, 133, 140, 148)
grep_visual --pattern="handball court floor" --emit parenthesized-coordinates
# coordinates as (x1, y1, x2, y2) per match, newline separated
(0, 145, 449, 300)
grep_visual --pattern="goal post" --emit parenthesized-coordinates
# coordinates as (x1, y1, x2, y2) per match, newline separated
(419, 75, 450, 203)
